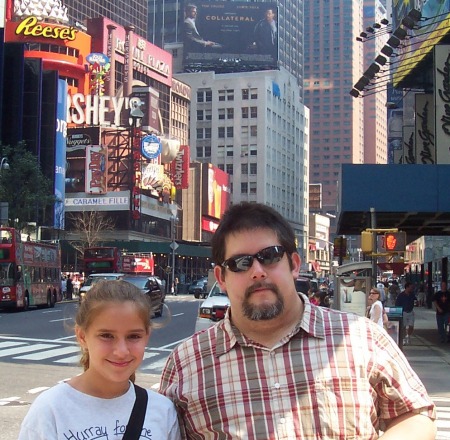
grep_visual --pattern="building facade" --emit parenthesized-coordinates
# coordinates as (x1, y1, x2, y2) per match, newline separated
(176, 68, 310, 257)
(304, 0, 365, 224)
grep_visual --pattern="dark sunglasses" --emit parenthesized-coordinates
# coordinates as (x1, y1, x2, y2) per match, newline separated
(221, 245, 286, 273)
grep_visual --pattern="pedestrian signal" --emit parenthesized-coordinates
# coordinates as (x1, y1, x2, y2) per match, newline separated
(361, 231, 373, 253)
(383, 232, 406, 252)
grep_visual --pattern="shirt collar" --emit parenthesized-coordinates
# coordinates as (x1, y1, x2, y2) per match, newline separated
(215, 293, 326, 357)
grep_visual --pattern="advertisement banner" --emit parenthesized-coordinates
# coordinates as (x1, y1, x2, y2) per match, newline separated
(402, 125, 416, 164)
(434, 45, 450, 163)
(85, 145, 108, 194)
(141, 163, 164, 190)
(54, 79, 67, 230)
(183, 1, 278, 70)
(169, 144, 190, 189)
(202, 164, 231, 220)
(415, 93, 435, 164)
(387, 83, 404, 164)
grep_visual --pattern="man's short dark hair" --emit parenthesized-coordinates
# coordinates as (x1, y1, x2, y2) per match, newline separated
(211, 202, 297, 268)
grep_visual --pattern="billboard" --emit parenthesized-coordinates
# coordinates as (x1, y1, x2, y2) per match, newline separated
(392, 0, 450, 87)
(202, 164, 231, 220)
(183, 1, 278, 70)
(415, 93, 436, 164)
(434, 45, 450, 163)
(387, 83, 404, 164)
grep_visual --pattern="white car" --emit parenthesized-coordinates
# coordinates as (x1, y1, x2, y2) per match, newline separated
(79, 273, 125, 302)
(194, 281, 229, 333)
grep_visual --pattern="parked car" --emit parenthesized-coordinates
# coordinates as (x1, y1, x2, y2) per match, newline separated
(189, 277, 209, 299)
(122, 275, 166, 318)
(194, 281, 229, 332)
(295, 276, 311, 295)
(79, 273, 125, 303)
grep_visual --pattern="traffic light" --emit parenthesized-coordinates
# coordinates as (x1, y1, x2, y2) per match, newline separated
(361, 231, 373, 253)
(383, 231, 406, 252)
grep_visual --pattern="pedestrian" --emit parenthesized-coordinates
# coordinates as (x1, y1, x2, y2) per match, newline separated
(433, 280, 450, 343)
(388, 279, 401, 305)
(61, 276, 67, 300)
(395, 281, 417, 346)
(66, 276, 73, 300)
(159, 202, 436, 439)
(417, 282, 426, 307)
(18, 280, 180, 440)
(367, 287, 384, 327)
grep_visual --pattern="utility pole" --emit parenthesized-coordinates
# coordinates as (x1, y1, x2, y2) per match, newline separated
(370, 207, 377, 286)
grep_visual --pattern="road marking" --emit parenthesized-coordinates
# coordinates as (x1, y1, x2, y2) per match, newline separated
(28, 387, 50, 394)
(0, 341, 27, 349)
(172, 313, 184, 317)
(15, 346, 80, 360)
(0, 343, 54, 357)
(158, 338, 186, 350)
(49, 317, 74, 322)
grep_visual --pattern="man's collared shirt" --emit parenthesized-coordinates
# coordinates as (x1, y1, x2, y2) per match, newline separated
(159, 294, 436, 439)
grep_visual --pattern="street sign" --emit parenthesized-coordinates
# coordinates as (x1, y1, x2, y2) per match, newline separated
(170, 241, 179, 251)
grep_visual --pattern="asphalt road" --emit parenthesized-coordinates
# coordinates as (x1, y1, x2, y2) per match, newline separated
(0, 294, 200, 440)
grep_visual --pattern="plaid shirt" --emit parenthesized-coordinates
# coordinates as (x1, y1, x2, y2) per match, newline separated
(159, 294, 436, 439)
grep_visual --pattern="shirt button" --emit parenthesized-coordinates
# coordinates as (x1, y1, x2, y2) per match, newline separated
(280, 418, 286, 424)
(274, 383, 280, 389)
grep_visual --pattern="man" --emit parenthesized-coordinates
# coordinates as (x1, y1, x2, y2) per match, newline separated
(253, 8, 278, 58)
(395, 281, 416, 345)
(184, 4, 217, 49)
(160, 203, 436, 439)
(433, 280, 450, 343)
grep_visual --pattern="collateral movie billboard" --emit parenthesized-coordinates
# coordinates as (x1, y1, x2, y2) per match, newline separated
(183, 1, 279, 70)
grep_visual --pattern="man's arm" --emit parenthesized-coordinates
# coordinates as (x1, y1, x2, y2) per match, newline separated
(381, 412, 436, 439)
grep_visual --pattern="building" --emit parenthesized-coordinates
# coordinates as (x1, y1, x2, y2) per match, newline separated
(361, 0, 388, 164)
(304, 0, 365, 225)
(63, 0, 148, 39)
(176, 68, 310, 258)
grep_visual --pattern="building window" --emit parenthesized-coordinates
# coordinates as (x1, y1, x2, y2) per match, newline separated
(250, 107, 258, 118)
(250, 163, 257, 174)
(226, 164, 233, 175)
(250, 126, 257, 137)
(241, 182, 248, 193)
(227, 108, 234, 119)
(249, 182, 257, 194)
(219, 89, 234, 101)
(227, 127, 234, 137)
(241, 163, 248, 174)
(242, 108, 249, 118)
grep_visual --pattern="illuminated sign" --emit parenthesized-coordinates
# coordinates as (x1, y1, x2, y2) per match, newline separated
(15, 16, 77, 41)
(383, 232, 406, 252)
(141, 135, 162, 160)
(85, 146, 108, 194)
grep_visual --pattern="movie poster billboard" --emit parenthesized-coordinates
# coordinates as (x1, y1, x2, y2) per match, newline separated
(183, 1, 278, 70)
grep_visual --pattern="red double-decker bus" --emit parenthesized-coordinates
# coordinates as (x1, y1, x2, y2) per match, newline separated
(83, 247, 122, 275)
(0, 227, 61, 310)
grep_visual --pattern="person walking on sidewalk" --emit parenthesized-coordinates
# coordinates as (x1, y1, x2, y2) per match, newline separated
(433, 281, 450, 343)
(396, 281, 416, 345)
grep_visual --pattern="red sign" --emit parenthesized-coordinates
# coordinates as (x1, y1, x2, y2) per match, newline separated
(169, 145, 190, 189)
(202, 217, 219, 233)
(202, 164, 231, 220)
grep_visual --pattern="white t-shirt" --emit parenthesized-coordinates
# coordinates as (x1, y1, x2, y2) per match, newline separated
(18, 381, 181, 440)
(369, 300, 384, 327)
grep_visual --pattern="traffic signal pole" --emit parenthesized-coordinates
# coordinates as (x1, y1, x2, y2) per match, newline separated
(370, 208, 377, 287)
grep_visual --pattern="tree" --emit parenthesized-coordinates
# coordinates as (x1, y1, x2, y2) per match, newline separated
(0, 143, 55, 232)
(66, 210, 116, 258)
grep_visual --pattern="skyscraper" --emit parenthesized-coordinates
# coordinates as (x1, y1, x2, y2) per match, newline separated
(64, 0, 148, 38)
(304, 0, 365, 222)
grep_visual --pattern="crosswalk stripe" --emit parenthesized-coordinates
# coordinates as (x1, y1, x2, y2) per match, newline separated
(0, 343, 54, 357)
(54, 355, 80, 364)
(0, 341, 27, 349)
(15, 346, 81, 360)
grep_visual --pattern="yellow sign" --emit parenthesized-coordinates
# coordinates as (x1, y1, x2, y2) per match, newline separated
(15, 16, 77, 41)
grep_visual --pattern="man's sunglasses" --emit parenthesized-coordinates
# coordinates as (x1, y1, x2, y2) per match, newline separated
(221, 245, 286, 273)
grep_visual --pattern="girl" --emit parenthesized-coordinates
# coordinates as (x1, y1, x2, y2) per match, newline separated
(18, 280, 180, 440)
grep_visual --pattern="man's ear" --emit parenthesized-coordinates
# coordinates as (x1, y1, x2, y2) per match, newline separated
(214, 265, 226, 290)
(291, 252, 301, 278)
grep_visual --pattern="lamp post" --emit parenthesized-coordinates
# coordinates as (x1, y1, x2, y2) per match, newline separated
(0, 157, 10, 226)
(169, 205, 179, 295)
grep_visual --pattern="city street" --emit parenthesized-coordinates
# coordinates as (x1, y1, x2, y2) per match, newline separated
(1, 299, 450, 439)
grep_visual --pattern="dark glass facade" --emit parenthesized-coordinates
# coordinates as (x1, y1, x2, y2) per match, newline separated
(64, 0, 148, 39)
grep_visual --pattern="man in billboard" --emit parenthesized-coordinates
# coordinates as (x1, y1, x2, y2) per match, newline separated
(184, 4, 219, 49)
(253, 8, 278, 58)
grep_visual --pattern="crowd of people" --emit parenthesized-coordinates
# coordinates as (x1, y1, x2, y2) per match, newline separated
(19, 203, 440, 439)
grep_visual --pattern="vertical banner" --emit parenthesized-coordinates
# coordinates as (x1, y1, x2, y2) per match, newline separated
(54, 79, 67, 230)
(202, 164, 231, 220)
(85, 145, 108, 194)
(169, 144, 190, 189)
(434, 45, 450, 163)
(402, 125, 415, 164)
(387, 83, 404, 164)
(415, 93, 435, 164)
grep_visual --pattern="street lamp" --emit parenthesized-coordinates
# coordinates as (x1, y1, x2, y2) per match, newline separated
(0, 157, 10, 226)
(169, 205, 179, 295)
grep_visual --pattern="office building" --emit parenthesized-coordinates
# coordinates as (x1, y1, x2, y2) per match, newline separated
(64, 0, 148, 38)
(176, 68, 310, 256)
(304, 0, 365, 223)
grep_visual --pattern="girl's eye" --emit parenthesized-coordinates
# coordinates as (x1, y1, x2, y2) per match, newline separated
(99, 333, 113, 339)
(128, 333, 144, 340)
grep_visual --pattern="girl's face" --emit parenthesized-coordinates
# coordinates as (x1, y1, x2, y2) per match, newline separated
(76, 301, 150, 397)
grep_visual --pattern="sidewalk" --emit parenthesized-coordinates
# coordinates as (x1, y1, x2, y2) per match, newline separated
(402, 306, 450, 397)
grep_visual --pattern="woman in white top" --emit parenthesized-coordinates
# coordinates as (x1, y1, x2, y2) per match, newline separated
(367, 288, 384, 327)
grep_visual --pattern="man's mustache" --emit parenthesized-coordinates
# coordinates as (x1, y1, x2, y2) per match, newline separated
(245, 282, 279, 298)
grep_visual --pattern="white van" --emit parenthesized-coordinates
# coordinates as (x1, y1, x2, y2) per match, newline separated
(79, 273, 125, 302)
